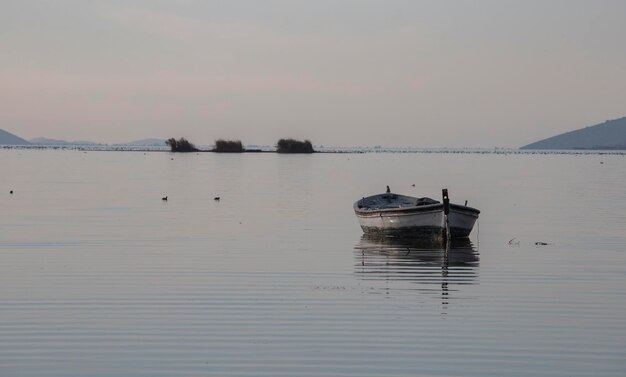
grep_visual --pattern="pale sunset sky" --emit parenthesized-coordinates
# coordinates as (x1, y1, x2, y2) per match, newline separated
(2, 0, 625, 147)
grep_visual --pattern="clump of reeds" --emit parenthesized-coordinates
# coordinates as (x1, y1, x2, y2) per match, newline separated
(276, 138, 314, 153)
(213, 139, 244, 153)
(165, 138, 198, 152)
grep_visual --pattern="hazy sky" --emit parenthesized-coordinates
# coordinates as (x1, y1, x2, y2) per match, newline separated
(2, 0, 626, 147)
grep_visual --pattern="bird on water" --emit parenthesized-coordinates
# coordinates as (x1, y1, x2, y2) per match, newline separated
(162, 196, 168, 201)
(214, 197, 220, 201)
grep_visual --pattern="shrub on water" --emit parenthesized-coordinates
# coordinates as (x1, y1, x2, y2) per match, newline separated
(276, 139, 314, 153)
(214, 139, 244, 153)
(165, 138, 198, 152)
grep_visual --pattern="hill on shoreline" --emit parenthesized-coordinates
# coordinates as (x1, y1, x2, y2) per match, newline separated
(30, 137, 99, 146)
(0, 129, 31, 145)
(120, 138, 166, 147)
(521, 117, 626, 150)
(0, 131, 167, 147)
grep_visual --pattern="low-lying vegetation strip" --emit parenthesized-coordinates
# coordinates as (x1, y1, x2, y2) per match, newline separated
(214, 139, 244, 153)
(165, 138, 198, 152)
(276, 138, 314, 153)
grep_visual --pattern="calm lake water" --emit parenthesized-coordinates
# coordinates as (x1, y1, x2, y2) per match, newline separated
(1, 149, 625, 376)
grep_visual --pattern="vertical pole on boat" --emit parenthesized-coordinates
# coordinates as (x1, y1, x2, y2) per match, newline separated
(442, 189, 451, 241)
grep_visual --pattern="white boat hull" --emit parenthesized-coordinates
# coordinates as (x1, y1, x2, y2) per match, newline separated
(354, 193, 479, 239)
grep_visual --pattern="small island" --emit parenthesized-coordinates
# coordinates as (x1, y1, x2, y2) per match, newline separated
(165, 138, 199, 152)
(159, 136, 316, 153)
(276, 138, 315, 153)
(213, 139, 244, 153)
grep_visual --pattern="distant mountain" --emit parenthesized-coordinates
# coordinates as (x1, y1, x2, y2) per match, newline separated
(521, 117, 626, 150)
(120, 138, 167, 147)
(30, 137, 99, 146)
(0, 129, 31, 145)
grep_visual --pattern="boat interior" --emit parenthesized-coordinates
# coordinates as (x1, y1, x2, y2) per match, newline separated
(357, 194, 440, 210)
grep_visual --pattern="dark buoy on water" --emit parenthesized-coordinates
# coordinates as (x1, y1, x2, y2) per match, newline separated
(10, 190, 13, 194)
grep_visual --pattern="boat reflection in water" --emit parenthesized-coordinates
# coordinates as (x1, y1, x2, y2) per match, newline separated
(354, 235, 479, 312)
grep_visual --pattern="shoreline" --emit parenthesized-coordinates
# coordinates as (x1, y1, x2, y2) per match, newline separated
(2, 145, 626, 155)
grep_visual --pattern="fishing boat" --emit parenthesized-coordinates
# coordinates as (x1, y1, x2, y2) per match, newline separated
(353, 187, 480, 239)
